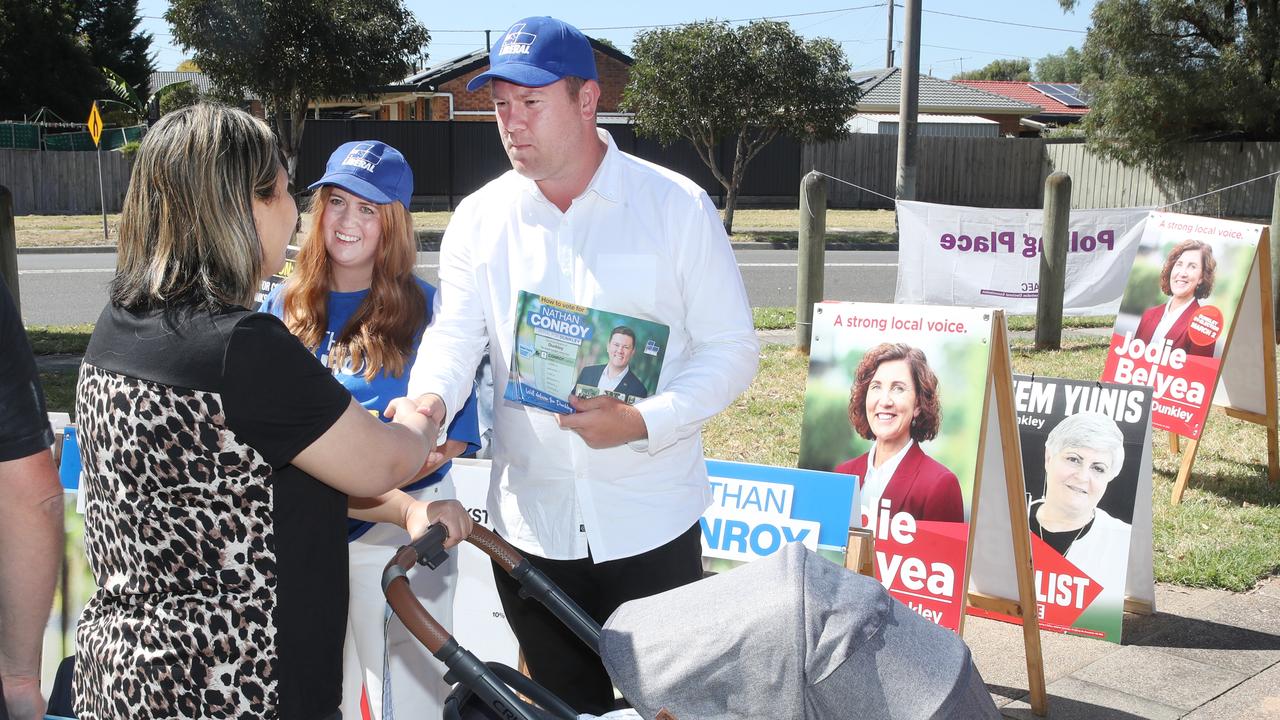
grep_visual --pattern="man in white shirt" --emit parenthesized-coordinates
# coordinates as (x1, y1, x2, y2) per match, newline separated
(403, 15, 758, 714)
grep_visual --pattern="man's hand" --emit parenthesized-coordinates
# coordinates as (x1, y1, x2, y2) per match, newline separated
(2, 673, 46, 720)
(412, 393, 447, 426)
(557, 394, 648, 449)
(384, 396, 443, 469)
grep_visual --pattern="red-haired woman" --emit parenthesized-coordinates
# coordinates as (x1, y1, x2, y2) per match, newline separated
(835, 342, 964, 525)
(262, 141, 478, 720)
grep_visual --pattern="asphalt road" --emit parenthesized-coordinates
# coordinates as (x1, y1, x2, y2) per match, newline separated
(14, 247, 899, 326)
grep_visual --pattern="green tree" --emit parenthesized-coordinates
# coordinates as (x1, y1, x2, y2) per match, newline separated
(175, 58, 200, 72)
(159, 81, 202, 115)
(0, 0, 153, 122)
(623, 20, 859, 233)
(952, 58, 1032, 81)
(1060, 0, 1280, 179)
(167, 0, 430, 184)
(1034, 46, 1086, 82)
(0, 0, 97, 120)
(101, 66, 190, 122)
(79, 0, 154, 97)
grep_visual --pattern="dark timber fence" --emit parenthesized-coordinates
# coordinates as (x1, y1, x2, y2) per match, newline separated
(4, 122, 1278, 217)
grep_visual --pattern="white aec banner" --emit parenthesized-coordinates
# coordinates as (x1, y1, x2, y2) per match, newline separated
(894, 201, 1150, 315)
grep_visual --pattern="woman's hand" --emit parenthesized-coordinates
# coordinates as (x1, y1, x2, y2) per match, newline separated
(404, 499, 473, 549)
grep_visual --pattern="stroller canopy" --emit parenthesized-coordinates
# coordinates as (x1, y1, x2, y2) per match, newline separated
(599, 542, 998, 720)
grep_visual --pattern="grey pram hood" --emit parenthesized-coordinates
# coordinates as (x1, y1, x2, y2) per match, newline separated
(599, 542, 999, 720)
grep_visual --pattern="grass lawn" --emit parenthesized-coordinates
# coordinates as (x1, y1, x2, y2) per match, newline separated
(15, 208, 900, 247)
(30, 323, 1279, 591)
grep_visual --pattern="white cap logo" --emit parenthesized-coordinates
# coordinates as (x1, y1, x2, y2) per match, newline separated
(341, 142, 383, 173)
(499, 24, 537, 55)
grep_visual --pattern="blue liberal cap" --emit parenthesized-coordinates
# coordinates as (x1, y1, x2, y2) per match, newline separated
(466, 16, 598, 92)
(307, 140, 414, 208)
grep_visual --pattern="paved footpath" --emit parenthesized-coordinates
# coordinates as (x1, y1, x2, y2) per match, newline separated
(971, 576, 1280, 719)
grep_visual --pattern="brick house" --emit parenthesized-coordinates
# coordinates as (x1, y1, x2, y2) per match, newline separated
(380, 39, 634, 122)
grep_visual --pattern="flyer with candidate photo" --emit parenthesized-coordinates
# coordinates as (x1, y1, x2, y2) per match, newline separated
(1102, 212, 1262, 438)
(969, 375, 1153, 644)
(799, 301, 993, 630)
(505, 291, 669, 414)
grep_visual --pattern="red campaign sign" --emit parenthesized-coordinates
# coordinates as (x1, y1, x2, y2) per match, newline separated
(1102, 332, 1219, 438)
(1028, 534, 1103, 632)
(873, 519, 969, 631)
(968, 534, 1107, 637)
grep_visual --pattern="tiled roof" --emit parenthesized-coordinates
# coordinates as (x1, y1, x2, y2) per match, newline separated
(148, 71, 258, 100)
(852, 68, 1040, 115)
(953, 80, 1090, 117)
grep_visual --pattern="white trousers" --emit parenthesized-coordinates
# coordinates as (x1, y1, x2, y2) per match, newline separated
(341, 475, 458, 720)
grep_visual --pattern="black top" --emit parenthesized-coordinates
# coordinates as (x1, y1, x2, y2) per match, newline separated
(73, 303, 351, 720)
(0, 275, 53, 462)
(1030, 509, 1096, 557)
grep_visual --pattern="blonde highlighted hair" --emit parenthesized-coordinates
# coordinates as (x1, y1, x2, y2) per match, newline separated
(111, 104, 282, 311)
(279, 185, 426, 380)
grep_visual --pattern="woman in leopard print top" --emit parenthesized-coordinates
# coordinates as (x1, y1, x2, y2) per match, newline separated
(73, 104, 470, 720)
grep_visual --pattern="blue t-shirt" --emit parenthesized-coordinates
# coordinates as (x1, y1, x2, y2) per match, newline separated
(262, 276, 481, 541)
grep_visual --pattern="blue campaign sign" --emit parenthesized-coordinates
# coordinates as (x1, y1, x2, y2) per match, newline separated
(702, 460, 858, 567)
(59, 427, 81, 491)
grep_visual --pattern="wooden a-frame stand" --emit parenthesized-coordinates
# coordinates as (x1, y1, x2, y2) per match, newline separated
(963, 311, 1047, 716)
(1169, 230, 1279, 504)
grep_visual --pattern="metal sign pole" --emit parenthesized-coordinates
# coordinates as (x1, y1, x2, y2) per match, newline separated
(97, 143, 107, 240)
(88, 101, 108, 240)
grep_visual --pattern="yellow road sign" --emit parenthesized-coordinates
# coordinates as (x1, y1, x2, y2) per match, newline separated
(87, 102, 103, 147)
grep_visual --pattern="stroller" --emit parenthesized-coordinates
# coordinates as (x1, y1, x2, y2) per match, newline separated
(384, 526, 1000, 720)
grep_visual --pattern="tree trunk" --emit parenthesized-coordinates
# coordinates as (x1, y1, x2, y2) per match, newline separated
(722, 131, 751, 235)
(270, 96, 308, 190)
(723, 184, 739, 235)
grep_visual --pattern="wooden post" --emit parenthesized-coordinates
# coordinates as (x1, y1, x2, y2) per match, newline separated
(1035, 172, 1071, 350)
(0, 185, 18, 316)
(894, 0, 922, 200)
(796, 171, 826, 353)
(1271, 178, 1280, 333)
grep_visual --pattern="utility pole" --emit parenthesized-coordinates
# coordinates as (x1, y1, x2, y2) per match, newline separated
(894, 0, 922, 200)
(885, 0, 895, 67)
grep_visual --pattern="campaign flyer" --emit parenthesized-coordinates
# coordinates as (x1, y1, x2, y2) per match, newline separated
(700, 460, 858, 574)
(969, 375, 1152, 643)
(1102, 212, 1262, 438)
(799, 302, 993, 630)
(504, 291, 669, 413)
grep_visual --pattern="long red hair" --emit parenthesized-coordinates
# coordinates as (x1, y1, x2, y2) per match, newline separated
(280, 185, 425, 380)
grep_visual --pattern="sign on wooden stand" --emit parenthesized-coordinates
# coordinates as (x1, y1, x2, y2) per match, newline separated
(800, 303, 1048, 716)
(1169, 229, 1279, 501)
(1101, 212, 1278, 503)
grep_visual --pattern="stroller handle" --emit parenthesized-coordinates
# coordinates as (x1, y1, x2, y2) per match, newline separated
(382, 522, 600, 654)
(382, 523, 520, 654)
(382, 522, 597, 720)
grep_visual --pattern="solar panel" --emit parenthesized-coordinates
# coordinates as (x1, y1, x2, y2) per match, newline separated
(1029, 82, 1089, 108)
